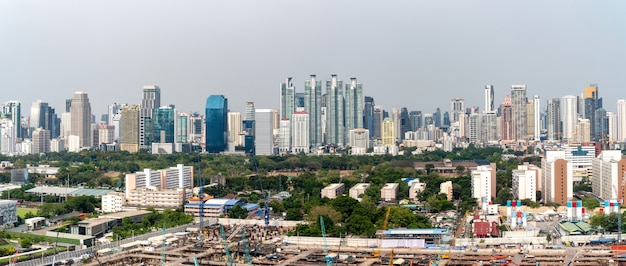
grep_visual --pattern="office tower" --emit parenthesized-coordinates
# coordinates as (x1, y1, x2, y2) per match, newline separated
(153, 106, 175, 143)
(442, 112, 450, 127)
(140, 85, 161, 149)
(255, 109, 275, 155)
(349, 128, 369, 155)
(433, 108, 441, 128)
(280, 77, 296, 120)
(295, 93, 305, 108)
(189, 113, 204, 145)
(468, 113, 481, 144)
(451, 98, 465, 122)
(98, 124, 115, 144)
(304, 75, 322, 147)
(399, 108, 410, 138)
(373, 106, 383, 139)
(32, 128, 50, 154)
(278, 119, 290, 154)
(607, 112, 617, 145)
(583, 85, 600, 141)
(69, 92, 92, 148)
(245, 102, 255, 121)
(618, 99, 626, 142)
(594, 108, 608, 143)
(424, 113, 434, 126)
(484, 85, 495, 114)
(242, 120, 255, 155)
(0, 118, 16, 155)
(409, 111, 422, 131)
(227, 112, 242, 147)
(381, 118, 395, 147)
(107, 102, 124, 126)
(60, 112, 71, 139)
(120, 105, 140, 152)
(546, 98, 561, 141)
(591, 150, 626, 200)
(363, 96, 375, 136)
(471, 164, 497, 202)
(391, 109, 401, 142)
(482, 113, 498, 143)
(562, 95, 578, 140)
(345, 78, 364, 135)
(526, 99, 535, 141)
(292, 111, 309, 153)
(272, 109, 280, 130)
(533, 95, 541, 140)
(29, 100, 59, 139)
(205, 95, 228, 153)
(571, 119, 591, 144)
(500, 94, 513, 143)
(325, 74, 344, 146)
(176, 112, 189, 143)
(65, 99, 72, 112)
(2, 101, 21, 140)
(542, 151, 572, 205)
(511, 85, 527, 142)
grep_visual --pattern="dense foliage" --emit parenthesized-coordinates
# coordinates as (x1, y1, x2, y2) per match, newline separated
(112, 208, 194, 240)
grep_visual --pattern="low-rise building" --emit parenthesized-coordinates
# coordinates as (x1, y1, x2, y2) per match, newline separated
(381, 183, 399, 202)
(321, 183, 345, 199)
(127, 188, 186, 209)
(439, 181, 453, 201)
(101, 193, 124, 213)
(349, 183, 370, 201)
(409, 182, 427, 201)
(0, 200, 17, 226)
(25, 217, 46, 230)
(184, 198, 242, 218)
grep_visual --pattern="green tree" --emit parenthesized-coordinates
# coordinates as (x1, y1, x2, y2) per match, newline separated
(20, 237, 32, 248)
(227, 205, 249, 219)
(285, 208, 303, 221)
(346, 214, 376, 237)
(581, 198, 600, 210)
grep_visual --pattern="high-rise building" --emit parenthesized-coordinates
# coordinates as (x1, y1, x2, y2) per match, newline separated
(546, 98, 561, 141)
(295, 92, 305, 108)
(571, 119, 591, 145)
(205, 95, 228, 153)
(255, 109, 275, 155)
(120, 105, 140, 152)
(348, 128, 369, 155)
(451, 98, 465, 122)
(433, 108, 441, 128)
(409, 111, 422, 131)
(399, 108, 410, 139)
(363, 96, 375, 136)
(583, 85, 600, 141)
(292, 111, 309, 153)
(153, 106, 175, 144)
(594, 108, 608, 143)
(29, 100, 59, 139)
(468, 113, 481, 144)
(471, 163, 497, 202)
(442, 112, 450, 127)
(345, 78, 364, 136)
(562, 95, 578, 140)
(526, 99, 535, 141)
(304, 75, 322, 147)
(280, 77, 296, 120)
(32, 128, 50, 154)
(591, 150, 626, 201)
(325, 75, 344, 146)
(2, 101, 21, 140)
(512, 163, 539, 202)
(607, 111, 617, 145)
(176, 112, 189, 144)
(0, 118, 16, 155)
(533, 95, 541, 140)
(500, 94, 513, 143)
(391, 109, 401, 142)
(278, 119, 291, 154)
(373, 106, 383, 139)
(140, 85, 161, 149)
(618, 99, 626, 143)
(484, 85, 495, 114)
(382, 118, 394, 147)
(97, 124, 115, 145)
(227, 112, 242, 147)
(188, 113, 204, 145)
(69, 92, 92, 148)
(511, 85, 527, 142)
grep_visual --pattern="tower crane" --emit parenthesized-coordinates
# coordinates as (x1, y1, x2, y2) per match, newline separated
(161, 223, 166, 266)
(242, 228, 252, 265)
(220, 224, 232, 266)
(251, 156, 270, 227)
(320, 216, 333, 266)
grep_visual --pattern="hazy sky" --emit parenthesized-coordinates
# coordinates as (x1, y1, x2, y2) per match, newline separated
(1, 1, 625, 117)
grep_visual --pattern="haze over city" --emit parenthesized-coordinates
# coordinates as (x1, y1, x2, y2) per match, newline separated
(2, 1, 626, 114)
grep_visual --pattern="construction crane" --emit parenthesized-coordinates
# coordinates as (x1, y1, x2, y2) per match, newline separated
(242, 228, 252, 265)
(251, 156, 270, 227)
(220, 224, 232, 266)
(197, 152, 205, 233)
(161, 222, 166, 266)
(374, 207, 392, 258)
(192, 257, 199, 266)
(320, 216, 333, 266)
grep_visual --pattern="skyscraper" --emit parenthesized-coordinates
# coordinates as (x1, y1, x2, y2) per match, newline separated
(29, 100, 59, 139)
(345, 77, 364, 136)
(120, 105, 140, 152)
(205, 95, 228, 153)
(382, 118, 394, 147)
(484, 85, 495, 114)
(176, 112, 189, 144)
(280, 77, 296, 120)
(583, 85, 600, 141)
(433, 108, 441, 128)
(546, 98, 561, 141)
(292, 111, 309, 153)
(245, 102, 255, 121)
(594, 108, 608, 143)
(153, 106, 175, 144)
(325, 74, 344, 146)
(255, 109, 275, 155)
(409, 111, 422, 131)
(617, 99, 626, 142)
(2, 101, 21, 140)
(363, 96, 375, 136)
(533, 95, 541, 140)
(295, 92, 305, 108)
(227, 112, 242, 147)
(500, 94, 513, 143)
(69, 92, 92, 148)
(562, 95, 578, 140)
(511, 85, 527, 142)
(32, 128, 50, 154)
(373, 106, 383, 139)
(450, 98, 465, 122)
(305, 75, 322, 147)
(400, 108, 410, 139)
(140, 85, 161, 149)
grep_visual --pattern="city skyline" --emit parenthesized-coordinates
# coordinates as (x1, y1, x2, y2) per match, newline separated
(1, 1, 625, 115)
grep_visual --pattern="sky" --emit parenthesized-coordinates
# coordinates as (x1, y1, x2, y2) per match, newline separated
(1, 1, 625, 117)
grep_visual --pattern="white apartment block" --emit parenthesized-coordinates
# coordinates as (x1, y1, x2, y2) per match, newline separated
(591, 150, 626, 201)
(321, 183, 345, 199)
(439, 181, 453, 201)
(512, 163, 539, 202)
(101, 193, 124, 213)
(349, 183, 370, 201)
(471, 164, 496, 203)
(409, 182, 427, 201)
(291, 111, 309, 154)
(349, 128, 370, 154)
(542, 150, 573, 205)
(564, 144, 596, 183)
(127, 188, 185, 209)
(125, 164, 193, 200)
(381, 183, 399, 202)
(278, 119, 291, 154)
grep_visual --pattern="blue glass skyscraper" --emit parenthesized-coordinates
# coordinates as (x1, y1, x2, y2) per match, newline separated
(205, 95, 228, 153)
(153, 106, 175, 143)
